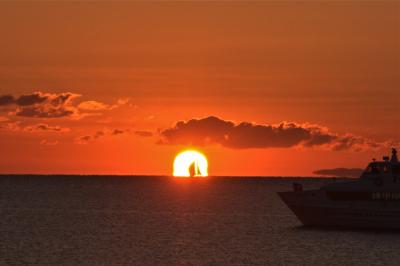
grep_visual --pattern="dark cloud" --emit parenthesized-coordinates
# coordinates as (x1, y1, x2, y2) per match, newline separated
(76, 135, 92, 144)
(313, 168, 364, 178)
(15, 92, 80, 118)
(331, 135, 360, 151)
(0, 92, 70, 107)
(0, 95, 15, 106)
(49, 93, 75, 106)
(94, 131, 105, 138)
(160, 116, 332, 149)
(16, 106, 75, 118)
(15, 93, 47, 106)
(160, 116, 384, 151)
(112, 129, 125, 135)
(303, 132, 336, 147)
(134, 130, 153, 137)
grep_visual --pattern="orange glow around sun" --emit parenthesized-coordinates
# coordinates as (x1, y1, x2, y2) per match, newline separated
(173, 150, 208, 177)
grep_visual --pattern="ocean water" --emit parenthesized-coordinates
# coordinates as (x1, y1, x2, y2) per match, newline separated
(1, 175, 400, 266)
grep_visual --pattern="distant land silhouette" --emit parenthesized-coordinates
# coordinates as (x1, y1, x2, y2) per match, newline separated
(313, 168, 364, 178)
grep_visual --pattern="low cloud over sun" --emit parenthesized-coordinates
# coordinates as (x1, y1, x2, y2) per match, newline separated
(159, 116, 388, 152)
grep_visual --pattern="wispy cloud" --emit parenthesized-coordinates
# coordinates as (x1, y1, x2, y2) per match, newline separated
(0, 91, 130, 120)
(24, 123, 70, 133)
(40, 139, 59, 146)
(77, 98, 130, 112)
(0, 122, 69, 133)
(75, 128, 131, 144)
(77, 101, 111, 111)
(134, 130, 153, 137)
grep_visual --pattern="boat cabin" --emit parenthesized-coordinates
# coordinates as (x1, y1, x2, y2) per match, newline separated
(362, 162, 400, 177)
(361, 148, 400, 180)
(322, 149, 400, 192)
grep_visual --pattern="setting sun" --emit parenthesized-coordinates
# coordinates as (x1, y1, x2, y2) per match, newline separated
(173, 150, 208, 177)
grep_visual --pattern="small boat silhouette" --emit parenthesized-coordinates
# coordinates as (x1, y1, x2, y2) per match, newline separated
(189, 162, 197, 177)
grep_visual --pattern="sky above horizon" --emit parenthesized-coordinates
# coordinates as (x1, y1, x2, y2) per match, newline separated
(0, 1, 399, 176)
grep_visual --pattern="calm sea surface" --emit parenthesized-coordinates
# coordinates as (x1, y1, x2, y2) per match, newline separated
(1, 175, 400, 266)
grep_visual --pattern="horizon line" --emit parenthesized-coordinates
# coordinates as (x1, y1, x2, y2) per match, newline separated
(0, 174, 354, 179)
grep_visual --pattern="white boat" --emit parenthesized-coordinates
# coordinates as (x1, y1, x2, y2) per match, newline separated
(279, 148, 400, 229)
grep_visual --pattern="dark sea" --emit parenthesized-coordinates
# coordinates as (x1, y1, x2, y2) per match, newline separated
(1, 175, 400, 266)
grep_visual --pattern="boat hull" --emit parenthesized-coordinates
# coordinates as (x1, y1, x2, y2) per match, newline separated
(279, 190, 400, 229)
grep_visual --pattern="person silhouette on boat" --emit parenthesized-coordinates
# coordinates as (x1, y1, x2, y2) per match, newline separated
(391, 148, 398, 163)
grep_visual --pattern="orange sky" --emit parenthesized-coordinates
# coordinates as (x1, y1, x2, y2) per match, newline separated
(0, 2, 399, 176)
